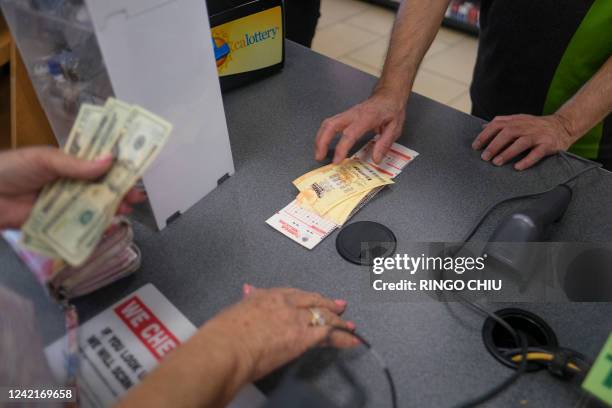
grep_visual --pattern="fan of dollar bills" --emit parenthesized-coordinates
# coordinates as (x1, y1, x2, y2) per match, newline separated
(20, 98, 172, 267)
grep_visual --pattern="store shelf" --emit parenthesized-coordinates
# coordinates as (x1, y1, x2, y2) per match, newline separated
(358, 0, 480, 36)
(444, 0, 479, 35)
(442, 17, 478, 36)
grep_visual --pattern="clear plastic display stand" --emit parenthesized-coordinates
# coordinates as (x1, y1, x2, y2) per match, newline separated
(1, 0, 235, 230)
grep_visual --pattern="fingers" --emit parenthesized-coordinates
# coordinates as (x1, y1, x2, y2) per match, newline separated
(472, 117, 507, 152)
(372, 124, 397, 163)
(514, 145, 549, 171)
(301, 307, 353, 330)
(244, 286, 348, 314)
(124, 188, 147, 205)
(308, 325, 359, 348)
(37, 148, 113, 181)
(332, 120, 374, 163)
(491, 137, 532, 166)
(479, 129, 517, 162)
(116, 189, 147, 215)
(288, 289, 347, 314)
(474, 114, 558, 170)
(302, 308, 359, 348)
(327, 327, 360, 348)
(315, 115, 351, 161)
(117, 202, 134, 215)
(243, 283, 255, 296)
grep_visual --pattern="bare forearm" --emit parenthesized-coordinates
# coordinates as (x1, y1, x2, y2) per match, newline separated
(116, 324, 251, 408)
(556, 57, 612, 142)
(375, 0, 450, 103)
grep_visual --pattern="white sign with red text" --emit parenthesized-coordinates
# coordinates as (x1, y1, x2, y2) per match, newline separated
(45, 284, 265, 408)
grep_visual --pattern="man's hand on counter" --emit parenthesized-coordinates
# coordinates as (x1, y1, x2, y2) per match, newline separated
(314, 90, 407, 165)
(472, 113, 576, 171)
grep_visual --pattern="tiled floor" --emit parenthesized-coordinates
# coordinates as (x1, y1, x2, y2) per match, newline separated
(311, 0, 479, 113)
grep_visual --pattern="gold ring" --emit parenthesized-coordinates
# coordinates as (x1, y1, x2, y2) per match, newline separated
(308, 307, 326, 327)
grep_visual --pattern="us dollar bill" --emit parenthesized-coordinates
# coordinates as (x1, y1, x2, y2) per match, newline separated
(20, 232, 59, 258)
(54, 98, 133, 203)
(20, 104, 105, 255)
(38, 106, 172, 266)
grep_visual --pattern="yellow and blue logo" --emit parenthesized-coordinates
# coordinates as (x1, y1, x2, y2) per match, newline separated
(212, 37, 231, 67)
(211, 6, 283, 76)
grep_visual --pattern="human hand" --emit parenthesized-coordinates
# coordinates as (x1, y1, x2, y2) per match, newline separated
(315, 90, 406, 164)
(472, 113, 575, 171)
(203, 285, 358, 382)
(0, 146, 146, 229)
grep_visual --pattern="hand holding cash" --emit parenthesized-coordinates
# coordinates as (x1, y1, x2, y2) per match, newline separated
(12, 98, 172, 266)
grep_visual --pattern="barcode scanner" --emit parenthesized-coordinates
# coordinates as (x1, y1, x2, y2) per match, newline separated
(484, 184, 573, 284)
(488, 184, 573, 243)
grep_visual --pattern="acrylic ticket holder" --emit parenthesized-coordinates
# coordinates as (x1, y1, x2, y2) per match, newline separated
(1, 0, 235, 230)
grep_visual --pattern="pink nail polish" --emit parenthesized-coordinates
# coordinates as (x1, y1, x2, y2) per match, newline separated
(243, 284, 252, 295)
(334, 299, 347, 307)
(346, 321, 356, 330)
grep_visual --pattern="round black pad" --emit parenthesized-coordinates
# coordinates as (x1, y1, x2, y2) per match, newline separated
(336, 221, 397, 266)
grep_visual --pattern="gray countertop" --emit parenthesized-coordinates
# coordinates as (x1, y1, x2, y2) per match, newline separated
(1, 41, 611, 407)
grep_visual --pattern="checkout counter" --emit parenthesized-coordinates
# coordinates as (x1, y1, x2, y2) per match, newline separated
(1, 41, 611, 407)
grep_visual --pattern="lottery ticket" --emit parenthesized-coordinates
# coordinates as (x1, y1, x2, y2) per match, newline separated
(352, 140, 419, 178)
(293, 158, 394, 215)
(266, 200, 338, 249)
(266, 141, 419, 249)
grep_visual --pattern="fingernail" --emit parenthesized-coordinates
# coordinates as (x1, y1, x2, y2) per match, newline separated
(243, 284, 253, 295)
(334, 299, 347, 307)
(493, 157, 503, 166)
(346, 321, 356, 330)
(481, 151, 492, 161)
(95, 153, 113, 163)
(352, 337, 361, 346)
(472, 141, 480, 150)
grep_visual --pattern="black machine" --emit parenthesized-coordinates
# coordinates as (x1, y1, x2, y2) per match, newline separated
(484, 184, 573, 276)
(488, 184, 573, 243)
(206, 0, 285, 91)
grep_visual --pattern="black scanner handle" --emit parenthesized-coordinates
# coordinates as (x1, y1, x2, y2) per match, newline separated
(489, 184, 573, 243)
(521, 184, 573, 226)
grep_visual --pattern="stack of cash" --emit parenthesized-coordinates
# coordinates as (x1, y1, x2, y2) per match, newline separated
(19, 98, 172, 267)
(267, 141, 419, 249)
